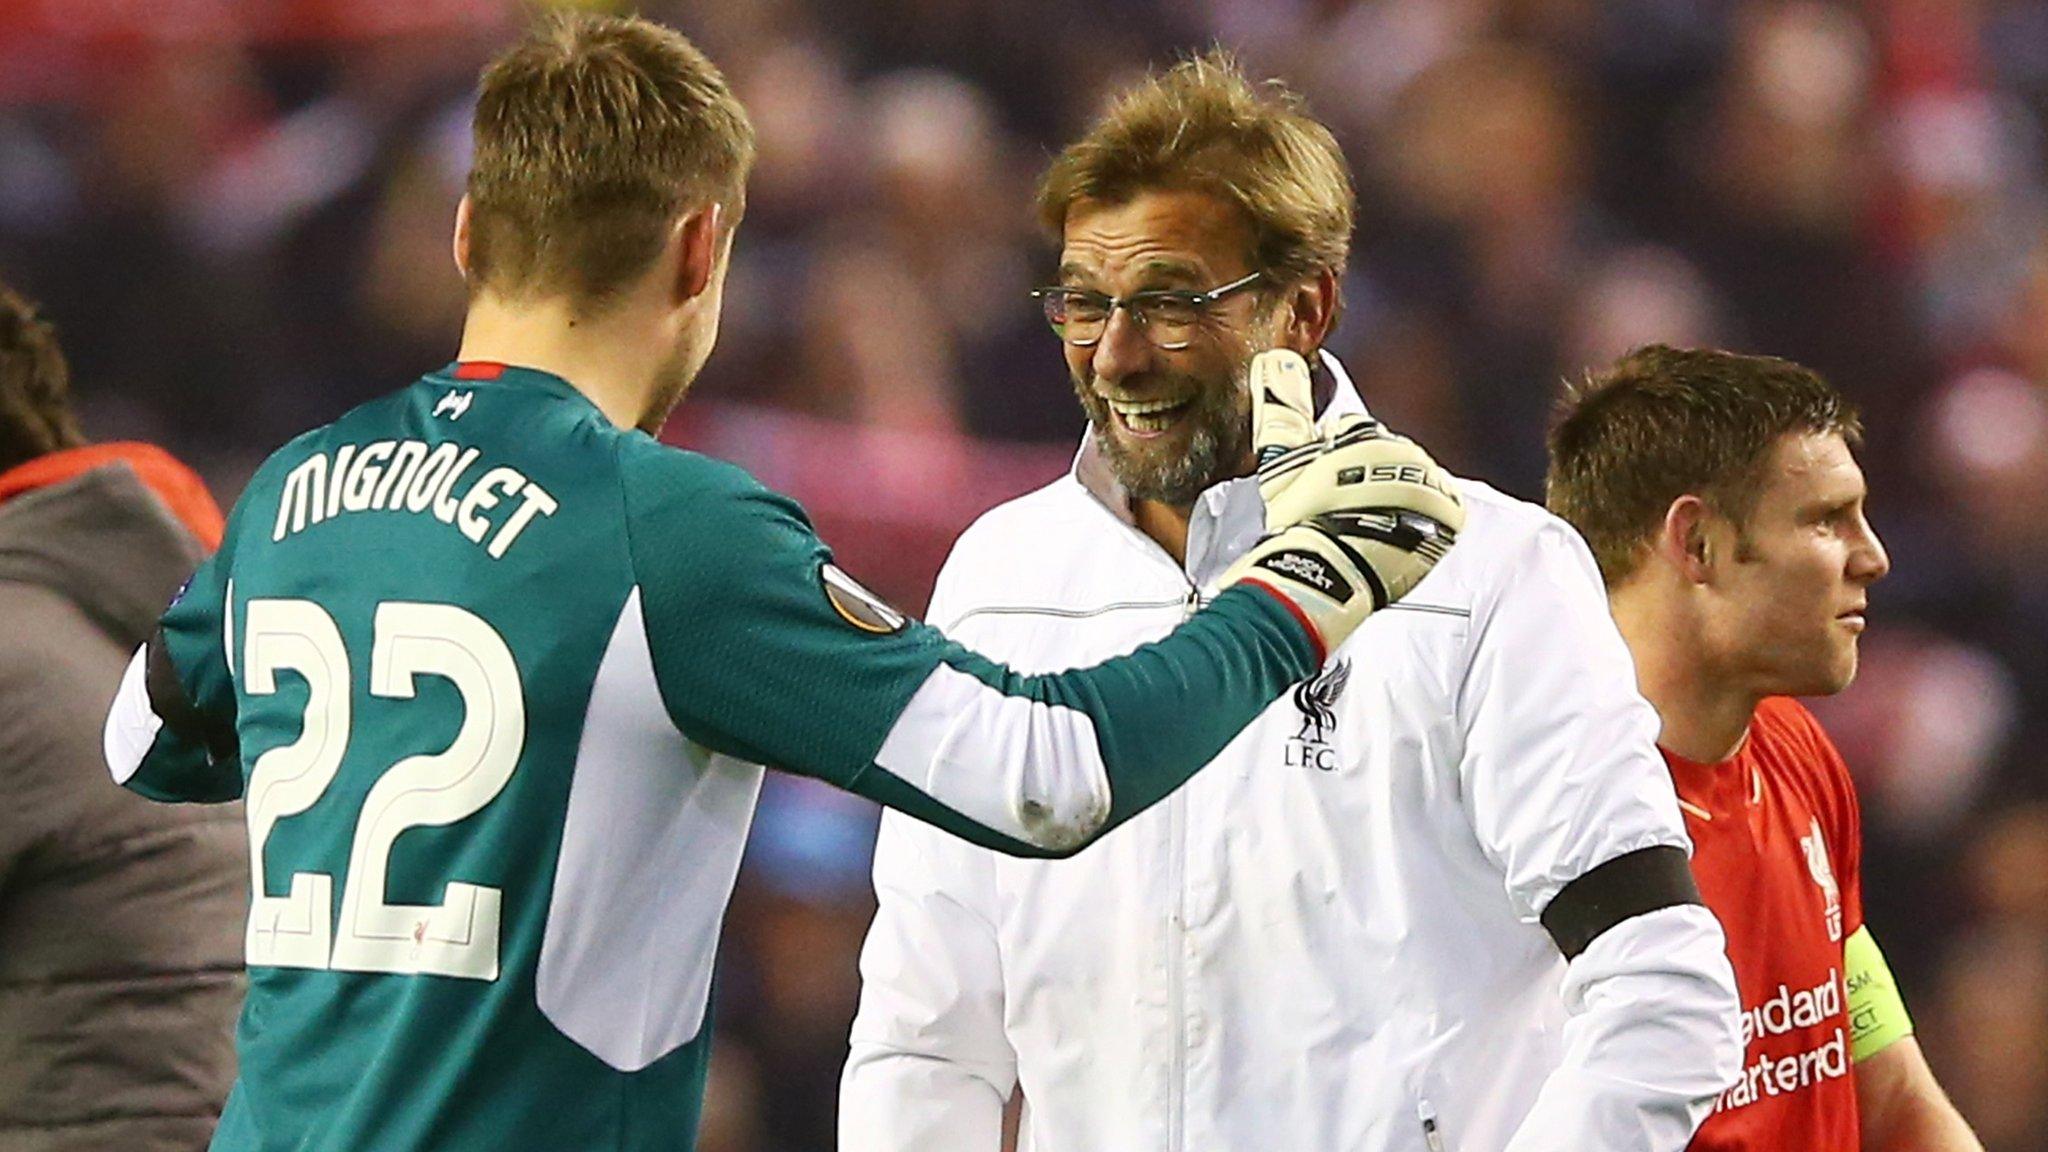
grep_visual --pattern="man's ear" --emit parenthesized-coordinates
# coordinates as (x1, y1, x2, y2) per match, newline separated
(1660, 495, 1717, 585)
(1281, 267, 1340, 355)
(673, 202, 721, 304)
(452, 194, 474, 280)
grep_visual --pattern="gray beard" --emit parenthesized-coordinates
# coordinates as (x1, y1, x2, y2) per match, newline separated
(1081, 364, 1252, 509)
(1095, 411, 1235, 507)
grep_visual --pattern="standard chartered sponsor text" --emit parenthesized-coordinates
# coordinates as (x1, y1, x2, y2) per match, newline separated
(1716, 968, 1850, 1113)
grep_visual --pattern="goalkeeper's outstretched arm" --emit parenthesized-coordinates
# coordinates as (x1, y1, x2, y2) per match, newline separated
(620, 356, 1462, 857)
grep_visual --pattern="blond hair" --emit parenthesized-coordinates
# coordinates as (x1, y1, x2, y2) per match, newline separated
(466, 11, 756, 310)
(1036, 51, 1354, 289)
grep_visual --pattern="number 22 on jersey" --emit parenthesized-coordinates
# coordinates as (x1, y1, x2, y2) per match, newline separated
(240, 599, 524, 982)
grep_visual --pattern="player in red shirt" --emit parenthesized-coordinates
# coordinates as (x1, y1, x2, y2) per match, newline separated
(1547, 345, 1982, 1152)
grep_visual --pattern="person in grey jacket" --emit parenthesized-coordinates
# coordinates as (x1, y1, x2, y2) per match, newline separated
(0, 281, 244, 1151)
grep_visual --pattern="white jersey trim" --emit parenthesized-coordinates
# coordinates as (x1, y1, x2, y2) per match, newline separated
(104, 645, 163, 785)
(536, 587, 765, 1071)
(874, 664, 1111, 852)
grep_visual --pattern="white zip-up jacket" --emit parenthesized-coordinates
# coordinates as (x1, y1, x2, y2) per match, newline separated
(839, 357, 1742, 1152)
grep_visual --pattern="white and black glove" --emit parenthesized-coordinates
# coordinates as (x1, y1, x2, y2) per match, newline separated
(1221, 350, 1465, 659)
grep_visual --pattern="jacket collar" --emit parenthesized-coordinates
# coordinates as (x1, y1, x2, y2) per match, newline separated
(1070, 350, 1371, 589)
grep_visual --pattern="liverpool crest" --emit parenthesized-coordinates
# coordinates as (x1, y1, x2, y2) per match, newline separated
(1285, 659, 1350, 771)
(1800, 817, 1843, 942)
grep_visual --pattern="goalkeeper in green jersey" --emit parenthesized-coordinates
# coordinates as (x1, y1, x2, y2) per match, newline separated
(99, 13, 1460, 1152)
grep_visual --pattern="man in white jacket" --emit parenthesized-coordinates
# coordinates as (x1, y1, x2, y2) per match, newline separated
(839, 53, 1743, 1152)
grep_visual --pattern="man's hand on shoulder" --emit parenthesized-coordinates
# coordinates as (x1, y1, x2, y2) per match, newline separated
(1222, 349, 1465, 658)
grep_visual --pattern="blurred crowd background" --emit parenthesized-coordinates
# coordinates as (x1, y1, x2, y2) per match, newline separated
(4, 0, 2048, 1148)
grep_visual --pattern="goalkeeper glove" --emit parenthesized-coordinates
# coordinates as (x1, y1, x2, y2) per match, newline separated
(1221, 349, 1465, 660)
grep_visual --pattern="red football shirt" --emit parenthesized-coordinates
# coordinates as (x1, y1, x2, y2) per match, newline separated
(1664, 696, 1862, 1152)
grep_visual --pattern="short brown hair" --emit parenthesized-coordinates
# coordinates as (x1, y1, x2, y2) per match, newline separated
(1036, 51, 1353, 291)
(0, 282, 84, 474)
(1546, 345, 1863, 586)
(466, 11, 756, 310)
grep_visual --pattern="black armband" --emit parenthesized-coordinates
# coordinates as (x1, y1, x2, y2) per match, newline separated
(1540, 845, 1701, 961)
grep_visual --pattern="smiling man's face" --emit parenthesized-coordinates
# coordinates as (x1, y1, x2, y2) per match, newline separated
(1057, 190, 1284, 508)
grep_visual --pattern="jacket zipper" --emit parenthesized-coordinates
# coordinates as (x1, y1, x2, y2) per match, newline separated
(1168, 572, 1196, 1152)
(1166, 788, 1188, 1152)
(1418, 1100, 1446, 1152)
(1115, 513, 1201, 1152)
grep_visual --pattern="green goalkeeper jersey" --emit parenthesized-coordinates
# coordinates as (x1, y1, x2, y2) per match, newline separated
(107, 362, 1315, 1152)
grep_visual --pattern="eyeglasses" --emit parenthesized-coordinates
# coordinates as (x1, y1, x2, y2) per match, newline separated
(1029, 271, 1263, 351)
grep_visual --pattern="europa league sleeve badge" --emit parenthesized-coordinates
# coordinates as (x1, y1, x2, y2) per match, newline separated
(820, 563, 909, 635)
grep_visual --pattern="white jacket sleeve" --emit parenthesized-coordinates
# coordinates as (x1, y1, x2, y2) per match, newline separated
(839, 809, 1015, 1152)
(1505, 903, 1742, 1152)
(1458, 519, 1741, 1150)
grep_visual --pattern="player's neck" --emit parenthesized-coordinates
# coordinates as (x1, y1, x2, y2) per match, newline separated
(1611, 585, 1759, 764)
(456, 294, 662, 432)
(1133, 498, 1194, 566)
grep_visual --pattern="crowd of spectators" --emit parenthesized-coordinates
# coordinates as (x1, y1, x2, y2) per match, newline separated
(4, 1, 2047, 1148)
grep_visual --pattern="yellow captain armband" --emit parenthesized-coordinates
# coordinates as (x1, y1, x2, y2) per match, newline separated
(1845, 925, 1914, 1062)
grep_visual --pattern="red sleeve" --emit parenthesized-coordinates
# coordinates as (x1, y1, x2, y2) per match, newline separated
(1777, 698, 1865, 938)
